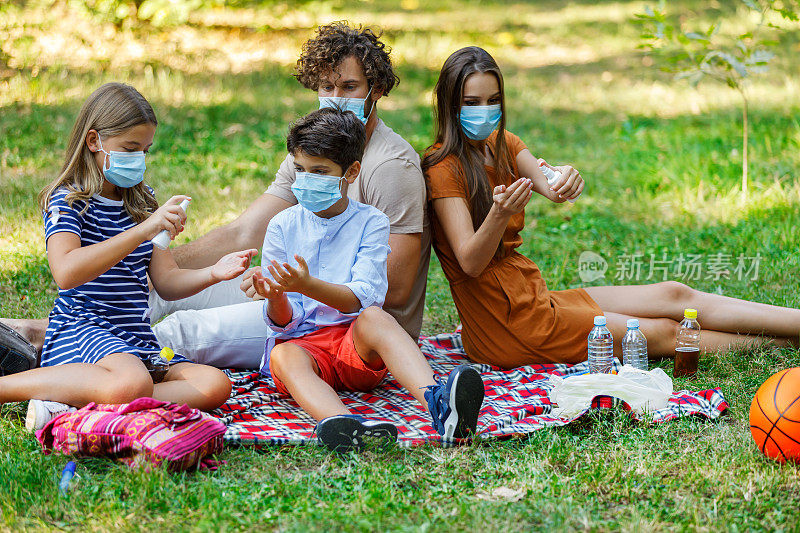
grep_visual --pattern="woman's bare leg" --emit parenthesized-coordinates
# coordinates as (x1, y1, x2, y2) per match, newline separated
(602, 312, 792, 358)
(0, 352, 152, 407)
(153, 362, 232, 411)
(584, 281, 800, 340)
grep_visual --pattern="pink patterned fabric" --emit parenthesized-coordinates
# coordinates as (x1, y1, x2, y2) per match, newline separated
(36, 397, 226, 470)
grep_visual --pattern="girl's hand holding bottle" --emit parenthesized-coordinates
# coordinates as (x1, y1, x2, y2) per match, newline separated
(139, 195, 191, 242)
(492, 178, 533, 218)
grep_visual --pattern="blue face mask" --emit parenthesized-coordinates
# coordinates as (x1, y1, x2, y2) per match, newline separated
(291, 171, 345, 213)
(97, 136, 146, 188)
(318, 86, 375, 124)
(459, 104, 502, 140)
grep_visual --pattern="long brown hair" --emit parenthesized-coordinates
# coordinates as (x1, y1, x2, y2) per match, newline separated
(38, 83, 159, 223)
(422, 47, 514, 230)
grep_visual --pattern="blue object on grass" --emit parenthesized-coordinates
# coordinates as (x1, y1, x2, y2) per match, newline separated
(59, 461, 76, 495)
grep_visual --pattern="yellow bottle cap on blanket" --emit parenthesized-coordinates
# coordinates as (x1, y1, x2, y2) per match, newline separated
(160, 347, 175, 362)
(684, 308, 698, 320)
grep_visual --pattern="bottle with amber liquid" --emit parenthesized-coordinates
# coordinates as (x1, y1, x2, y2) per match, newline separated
(674, 308, 701, 377)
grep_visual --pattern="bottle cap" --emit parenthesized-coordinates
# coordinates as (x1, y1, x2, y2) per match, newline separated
(626, 318, 639, 329)
(593, 315, 607, 326)
(684, 308, 698, 319)
(160, 346, 175, 362)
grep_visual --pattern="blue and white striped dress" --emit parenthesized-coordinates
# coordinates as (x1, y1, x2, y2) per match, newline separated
(40, 187, 189, 367)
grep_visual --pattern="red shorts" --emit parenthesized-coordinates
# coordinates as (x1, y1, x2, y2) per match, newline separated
(270, 323, 387, 395)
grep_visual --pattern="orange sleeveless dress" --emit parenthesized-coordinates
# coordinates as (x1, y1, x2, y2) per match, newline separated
(425, 131, 602, 369)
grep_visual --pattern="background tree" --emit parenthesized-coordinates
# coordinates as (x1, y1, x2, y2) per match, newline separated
(637, 0, 799, 201)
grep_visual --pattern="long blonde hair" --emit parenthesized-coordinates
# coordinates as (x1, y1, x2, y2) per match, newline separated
(38, 83, 159, 223)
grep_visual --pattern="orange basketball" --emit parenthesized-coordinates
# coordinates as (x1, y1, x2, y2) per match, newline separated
(749, 367, 800, 463)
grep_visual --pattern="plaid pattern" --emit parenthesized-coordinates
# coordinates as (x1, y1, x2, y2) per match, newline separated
(214, 332, 729, 448)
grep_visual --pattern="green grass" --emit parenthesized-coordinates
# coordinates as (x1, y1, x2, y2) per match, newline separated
(2, 0, 800, 530)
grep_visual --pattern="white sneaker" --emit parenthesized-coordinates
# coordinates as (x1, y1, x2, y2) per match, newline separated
(25, 399, 77, 433)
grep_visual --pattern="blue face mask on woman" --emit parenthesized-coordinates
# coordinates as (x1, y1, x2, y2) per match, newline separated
(318, 86, 375, 125)
(459, 104, 502, 140)
(97, 136, 146, 188)
(291, 171, 346, 213)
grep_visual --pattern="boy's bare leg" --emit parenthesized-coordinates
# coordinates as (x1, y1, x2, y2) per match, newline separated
(1, 318, 47, 353)
(0, 353, 152, 407)
(153, 362, 233, 411)
(351, 307, 436, 409)
(269, 342, 350, 421)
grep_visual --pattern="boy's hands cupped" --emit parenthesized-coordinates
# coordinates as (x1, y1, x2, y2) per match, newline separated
(209, 249, 258, 282)
(266, 255, 311, 294)
(252, 267, 286, 301)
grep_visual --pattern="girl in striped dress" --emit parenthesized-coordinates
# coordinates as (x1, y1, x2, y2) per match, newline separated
(0, 83, 256, 428)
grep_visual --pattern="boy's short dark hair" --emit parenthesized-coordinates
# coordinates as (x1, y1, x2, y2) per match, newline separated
(286, 107, 366, 172)
(295, 21, 399, 95)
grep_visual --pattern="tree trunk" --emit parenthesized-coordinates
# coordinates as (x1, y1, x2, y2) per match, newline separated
(741, 88, 749, 201)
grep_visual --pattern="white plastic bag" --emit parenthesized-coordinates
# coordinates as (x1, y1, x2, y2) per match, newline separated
(548, 365, 673, 418)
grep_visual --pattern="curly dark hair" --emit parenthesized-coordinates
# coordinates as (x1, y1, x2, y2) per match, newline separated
(295, 21, 399, 95)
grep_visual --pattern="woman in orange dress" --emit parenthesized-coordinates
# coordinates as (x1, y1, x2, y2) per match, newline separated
(423, 46, 800, 369)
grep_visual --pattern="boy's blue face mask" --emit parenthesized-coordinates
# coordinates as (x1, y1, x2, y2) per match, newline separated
(459, 104, 502, 140)
(97, 136, 146, 188)
(291, 171, 346, 213)
(318, 86, 375, 125)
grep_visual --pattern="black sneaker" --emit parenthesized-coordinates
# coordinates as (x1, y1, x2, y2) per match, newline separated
(0, 321, 37, 376)
(315, 414, 398, 453)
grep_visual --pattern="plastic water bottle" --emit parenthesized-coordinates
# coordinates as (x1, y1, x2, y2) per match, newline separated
(674, 308, 701, 377)
(588, 315, 614, 373)
(151, 198, 190, 250)
(622, 318, 648, 371)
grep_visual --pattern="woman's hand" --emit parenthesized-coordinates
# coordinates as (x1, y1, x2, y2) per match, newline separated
(252, 267, 286, 301)
(139, 195, 191, 242)
(266, 255, 312, 294)
(209, 249, 258, 282)
(542, 161, 584, 203)
(492, 178, 533, 217)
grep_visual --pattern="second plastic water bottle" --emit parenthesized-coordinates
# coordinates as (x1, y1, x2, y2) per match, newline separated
(622, 318, 648, 371)
(588, 315, 614, 373)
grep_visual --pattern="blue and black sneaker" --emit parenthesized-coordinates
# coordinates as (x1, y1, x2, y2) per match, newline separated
(424, 364, 485, 439)
(315, 414, 398, 453)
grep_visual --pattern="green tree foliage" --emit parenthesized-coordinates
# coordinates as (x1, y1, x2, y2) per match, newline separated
(637, 0, 799, 200)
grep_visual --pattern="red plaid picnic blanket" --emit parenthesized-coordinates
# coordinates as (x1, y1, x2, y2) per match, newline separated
(213, 332, 728, 447)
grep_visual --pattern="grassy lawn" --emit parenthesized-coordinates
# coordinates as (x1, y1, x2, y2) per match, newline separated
(2, 0, 800, 530)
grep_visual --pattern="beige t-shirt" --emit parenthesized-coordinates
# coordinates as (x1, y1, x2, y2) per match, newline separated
(266, 118, 430, 341)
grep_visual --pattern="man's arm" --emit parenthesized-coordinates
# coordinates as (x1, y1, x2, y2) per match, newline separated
(171, 192, 292, 269)
(385, 232, 421, 308)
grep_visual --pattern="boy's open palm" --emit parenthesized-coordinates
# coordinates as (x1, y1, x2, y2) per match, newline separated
(267, 255, 311, 293)
(252, 267, 285, 301)
(210, 249, 258, 282)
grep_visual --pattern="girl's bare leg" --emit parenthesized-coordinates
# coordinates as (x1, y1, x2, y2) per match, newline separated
(584, 281, 800, 340)
(269, 343, 350, 421)
(602, 312, 792, 359)
(0, 352, 152, 407)
(153, 362, 232, 411)
(351, 307, 436, 408)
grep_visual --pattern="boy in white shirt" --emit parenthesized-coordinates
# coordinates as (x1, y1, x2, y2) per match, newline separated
(252, 108, 484, 452)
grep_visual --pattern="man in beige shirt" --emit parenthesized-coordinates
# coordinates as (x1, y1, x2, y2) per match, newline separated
(127, 22, 429, 368)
